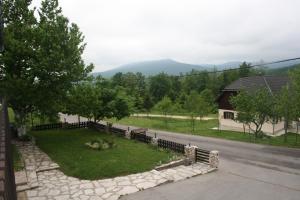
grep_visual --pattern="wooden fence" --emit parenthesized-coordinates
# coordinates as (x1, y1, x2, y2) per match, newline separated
(130, 132, 153, 144)
(157, 139, 185, 154)
(195, 148, 210, 164)
(0, 100, 17, 200)
(31, 122, 89, 131)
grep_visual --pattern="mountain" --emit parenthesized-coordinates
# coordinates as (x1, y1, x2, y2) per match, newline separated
(93, 59, 300, 77)
(266, 64, 300, 75)
(95, 59, 242, 77)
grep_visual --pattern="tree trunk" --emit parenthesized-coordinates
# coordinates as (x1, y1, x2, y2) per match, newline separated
(243, 123, 245, 134)
(284, 120, 288, 142)
(78, 115, 80, 123)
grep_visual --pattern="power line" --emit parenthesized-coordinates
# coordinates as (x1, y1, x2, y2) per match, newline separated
(177, 57, 300, 77)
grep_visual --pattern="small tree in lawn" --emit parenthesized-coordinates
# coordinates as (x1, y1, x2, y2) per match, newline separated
(276, 84, 297, 142)
(185, 91, 212, 132)
(143, 93, 154, 117)
(155, 96, 173, 126)
(230, 89, 273, 138)
(185, 91, 199, 132)
(289, 68, 300, 143)
(230, 91, 253, 134)
(112, 90, 133, 121)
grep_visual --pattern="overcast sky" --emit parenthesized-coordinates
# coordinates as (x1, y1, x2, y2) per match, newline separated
(33, 0, 300, 72)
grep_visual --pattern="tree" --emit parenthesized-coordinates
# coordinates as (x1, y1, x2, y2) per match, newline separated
(276, 84, 297, 142)
(155, 96, 173, 126)
(239, 62, 251, 77)
(185, 91, 212, 132)
(230, 89, 273, 138)
(65, 80, 98, 122)
(149, 73, 171, 103)
(0, 0, 93, 135)
(289, 68, 300, 142)
(230, 91, 254, 134)
(185, 91, 200, 132)
(200, 89, 217, 113)
(143, 93, 154, 116)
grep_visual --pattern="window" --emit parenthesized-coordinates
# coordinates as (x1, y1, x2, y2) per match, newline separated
(224, 111, 234, 120)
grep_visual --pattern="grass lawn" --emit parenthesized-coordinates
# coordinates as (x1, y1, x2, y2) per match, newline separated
(13, 144, 24, 171)
(30, 128, 179, 180)
(110, 117, 300, 148)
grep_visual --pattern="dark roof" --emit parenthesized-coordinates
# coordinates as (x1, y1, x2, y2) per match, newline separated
(223, 75, 289, 94)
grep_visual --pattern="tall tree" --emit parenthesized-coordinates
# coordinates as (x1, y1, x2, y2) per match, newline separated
(230, 89, 273, 138)
(0, 0, 92, 135)
(155, 96, 173, 126)
(239, 62, 251, 77)
(149, 73, 171, 103)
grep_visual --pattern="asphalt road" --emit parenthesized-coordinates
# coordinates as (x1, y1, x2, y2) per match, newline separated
(115, 124, 300, 200)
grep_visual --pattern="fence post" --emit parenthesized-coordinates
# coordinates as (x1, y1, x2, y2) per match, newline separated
(184, 145, 197, 164)
(151, 137, 159, 146)
(125, 130, 131, 139)
(209, 150, 219, 168)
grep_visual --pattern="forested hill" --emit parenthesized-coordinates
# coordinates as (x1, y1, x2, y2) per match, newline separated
(266, 64, 300, 75)
(98, 59, 208, 77)
(96, 59, 242, 77)
(94, 59, 300, 77)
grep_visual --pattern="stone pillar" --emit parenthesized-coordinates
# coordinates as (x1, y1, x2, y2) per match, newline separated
(151, 137, 159, 146)
(209, 150, 219, 168)
(125, 131, 131, 139)
(184, 145, 197, 164)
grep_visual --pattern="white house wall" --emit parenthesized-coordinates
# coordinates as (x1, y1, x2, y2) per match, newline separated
(218, 109, 288, 136)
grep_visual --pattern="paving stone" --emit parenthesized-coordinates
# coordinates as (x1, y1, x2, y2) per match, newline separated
(117, 186, 139, 195)
(95, 187, 106, 195)
(136, 182, 157, 190)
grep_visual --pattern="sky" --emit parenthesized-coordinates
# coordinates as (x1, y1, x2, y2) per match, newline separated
(32, 0, 300, 72)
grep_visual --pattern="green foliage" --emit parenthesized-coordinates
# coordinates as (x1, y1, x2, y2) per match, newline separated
(0, 0, 92, 133)
(149, 73, 172, 103)
(230, 89, 273, 138)
(66, 77, 132, 122)
(155, 96, 173, 116)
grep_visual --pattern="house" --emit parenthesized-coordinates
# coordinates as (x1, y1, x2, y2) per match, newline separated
(217, 75, 297, 136)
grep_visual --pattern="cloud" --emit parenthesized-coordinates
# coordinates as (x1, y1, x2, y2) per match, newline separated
(33, 0, 300, 72)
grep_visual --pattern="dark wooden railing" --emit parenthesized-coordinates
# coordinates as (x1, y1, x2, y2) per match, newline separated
(31, 121, 89, 131)
(110, 127, 126, 137)
(131, 132, 152, 144)
(195, 148, 210, 164)
(0, 100, 17, 200)
(158, 139, 185, 153)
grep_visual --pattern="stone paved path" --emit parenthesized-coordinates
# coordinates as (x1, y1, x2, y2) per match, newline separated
(16, 141, 214, 200)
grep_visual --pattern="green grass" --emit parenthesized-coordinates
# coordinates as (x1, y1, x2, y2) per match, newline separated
(110, 117, 300, 148)
(30, 128, 179, 180)
(12, 144, 24, 171)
